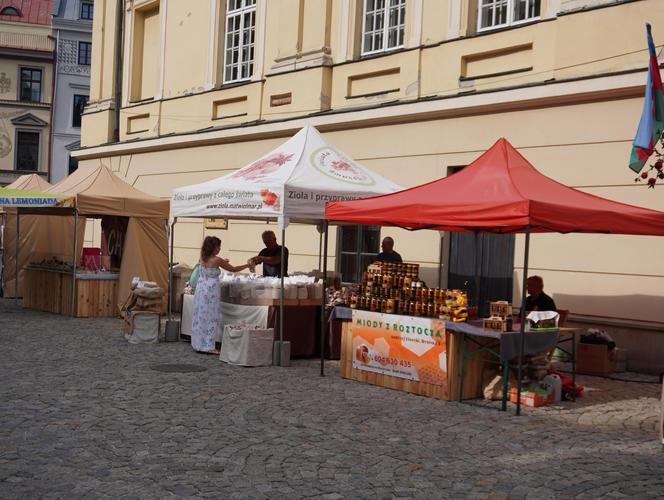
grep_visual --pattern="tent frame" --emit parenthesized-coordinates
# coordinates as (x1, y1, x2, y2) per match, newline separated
(168, 215, 331, 370)
(13, 206, 78, 315)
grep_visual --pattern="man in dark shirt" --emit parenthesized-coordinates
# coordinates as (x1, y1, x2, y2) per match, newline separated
(252, 230, 289, 278)
(376, 236, 403, 263)
(525, 275, 557, 311)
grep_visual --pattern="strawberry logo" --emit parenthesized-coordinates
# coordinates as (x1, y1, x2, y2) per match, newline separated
(260, 189, 280, 210)
(331, 160, 353, 171)
(311, 147, 375, 186)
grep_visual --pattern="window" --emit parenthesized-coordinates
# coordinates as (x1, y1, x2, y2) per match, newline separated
(478, 0, 541, 31)
(72, 94, 88, 128)
(78, 41, 92, 65)
(68, 155, 79, 175)
(223, 0, 256, 83)
(361, 0, 405, 55)
(0, 6, 20, 16)
(19, 68, 42, 102)
(80, 1, 93, 20)
(338, 225, 381, 283)
(16, 131, 40, 171)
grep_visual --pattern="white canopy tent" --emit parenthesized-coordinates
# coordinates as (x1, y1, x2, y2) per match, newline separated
(171, 125, 401, 224)
(169, 125, 402, 368)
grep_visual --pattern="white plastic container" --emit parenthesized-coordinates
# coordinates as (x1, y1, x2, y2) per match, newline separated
(542, 374, 562, 402)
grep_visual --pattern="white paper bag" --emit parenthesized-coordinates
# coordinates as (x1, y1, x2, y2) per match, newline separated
(220, 325, 274, 366)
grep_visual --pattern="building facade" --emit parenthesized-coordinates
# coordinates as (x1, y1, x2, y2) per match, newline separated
(77, 0, 664, 371)
(0, 0, 54, 186)
(50, 0, 93, 182)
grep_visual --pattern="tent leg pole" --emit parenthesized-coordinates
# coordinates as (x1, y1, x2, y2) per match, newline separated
(318, 228, 322, 272)
(279, 228, 285, 367)
(71, 211, 78, 318)
(474, 231, 480, 317)
(15, 212, 19, 305)
(515, 229, 531, 416)
(168, 218, 177, 322)
(320, 221, 329, 377)
(438, 233, 444, 288)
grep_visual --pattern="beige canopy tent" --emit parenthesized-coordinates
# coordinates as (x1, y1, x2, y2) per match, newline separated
(2, 174, 53, 297)
(14, 165, 169, 313)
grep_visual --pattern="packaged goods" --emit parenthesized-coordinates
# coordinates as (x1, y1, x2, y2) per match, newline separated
(348, 261, 468, 321)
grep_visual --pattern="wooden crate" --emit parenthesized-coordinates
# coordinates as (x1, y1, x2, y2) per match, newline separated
(446, 331, 494, 401)
(23, 269, 63, 314)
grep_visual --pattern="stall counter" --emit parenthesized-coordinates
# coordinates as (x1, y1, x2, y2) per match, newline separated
(181, 294, 319, 356)
(338, 307, 560, 401)
(23, 265, 119, 317)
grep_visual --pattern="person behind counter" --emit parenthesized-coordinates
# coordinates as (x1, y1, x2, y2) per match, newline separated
(525, 275, 557, 312)
(376, 236, 402, 263)
(250, 230, 289, 278)
(191, 236, 252, 355)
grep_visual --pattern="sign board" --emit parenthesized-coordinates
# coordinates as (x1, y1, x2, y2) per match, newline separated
(351, 309, 448, 386)
(205, 218, 228, 230)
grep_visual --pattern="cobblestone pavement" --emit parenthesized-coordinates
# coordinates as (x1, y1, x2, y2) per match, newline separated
(0, 300, 662, 499)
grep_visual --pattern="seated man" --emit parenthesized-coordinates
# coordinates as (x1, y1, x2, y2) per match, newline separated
(525, 275, 557, 312)
(376, 236, 402, 263)
(251, 230, 289, 278)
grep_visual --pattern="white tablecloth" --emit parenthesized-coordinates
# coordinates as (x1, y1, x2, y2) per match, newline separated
(181, 294, 269, 342)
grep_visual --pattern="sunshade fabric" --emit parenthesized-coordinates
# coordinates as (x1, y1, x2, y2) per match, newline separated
(6, 165, 169, 311)
(48, 164, 169, 217)
(2, 174, 54, 297)
(325, 138, 664, 236)
(0, 187, 74, 208)
(171, 125, 402, 222)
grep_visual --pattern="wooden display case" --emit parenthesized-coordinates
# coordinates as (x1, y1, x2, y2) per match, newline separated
(23, 266, 119, 317)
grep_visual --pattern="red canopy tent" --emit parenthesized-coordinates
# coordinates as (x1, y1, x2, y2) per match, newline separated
(325, 138, 664, 235)
(324, 138, 664, 414)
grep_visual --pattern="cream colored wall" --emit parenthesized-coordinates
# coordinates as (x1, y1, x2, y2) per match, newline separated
(162, 0, 211, 98)
(78, 90, 664, 323)
(421, 0, 449, 44)
(78, 0, 664, 325)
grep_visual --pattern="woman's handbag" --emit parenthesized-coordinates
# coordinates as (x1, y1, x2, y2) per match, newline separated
(189, 263, 201, 289)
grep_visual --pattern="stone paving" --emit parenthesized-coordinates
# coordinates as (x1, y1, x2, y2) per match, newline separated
(0, 299, 662, 499)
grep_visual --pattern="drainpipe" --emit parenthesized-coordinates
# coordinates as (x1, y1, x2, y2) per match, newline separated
(47, 31, 58, 183)
(113, 0, 124, 142)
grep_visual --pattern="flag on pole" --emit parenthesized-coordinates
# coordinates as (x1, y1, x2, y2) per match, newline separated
(629, 23, 664, 173)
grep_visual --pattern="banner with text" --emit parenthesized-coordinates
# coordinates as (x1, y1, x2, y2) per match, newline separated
(351, 310, 448, 386)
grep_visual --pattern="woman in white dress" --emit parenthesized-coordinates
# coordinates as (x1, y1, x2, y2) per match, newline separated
(191, 236, 252, 354)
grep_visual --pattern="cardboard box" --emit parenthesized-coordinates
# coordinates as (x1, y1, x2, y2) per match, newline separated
(509, 388, 548, 408)
(483, 317, 513, 332)
(577, 343, 613, 376)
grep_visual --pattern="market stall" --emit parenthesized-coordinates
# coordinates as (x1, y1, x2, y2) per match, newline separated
(14, 165, 169, 317)
(1, 174, 53, 298)
(325, 138, 664, 413)
(170, 125, 402, 362)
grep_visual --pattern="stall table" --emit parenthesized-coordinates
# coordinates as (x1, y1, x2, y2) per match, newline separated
(23, 265, 119, 317)
(181, 294, 319, 356)
(446, 321, 561, 409)
(338, 307, 571, 406)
